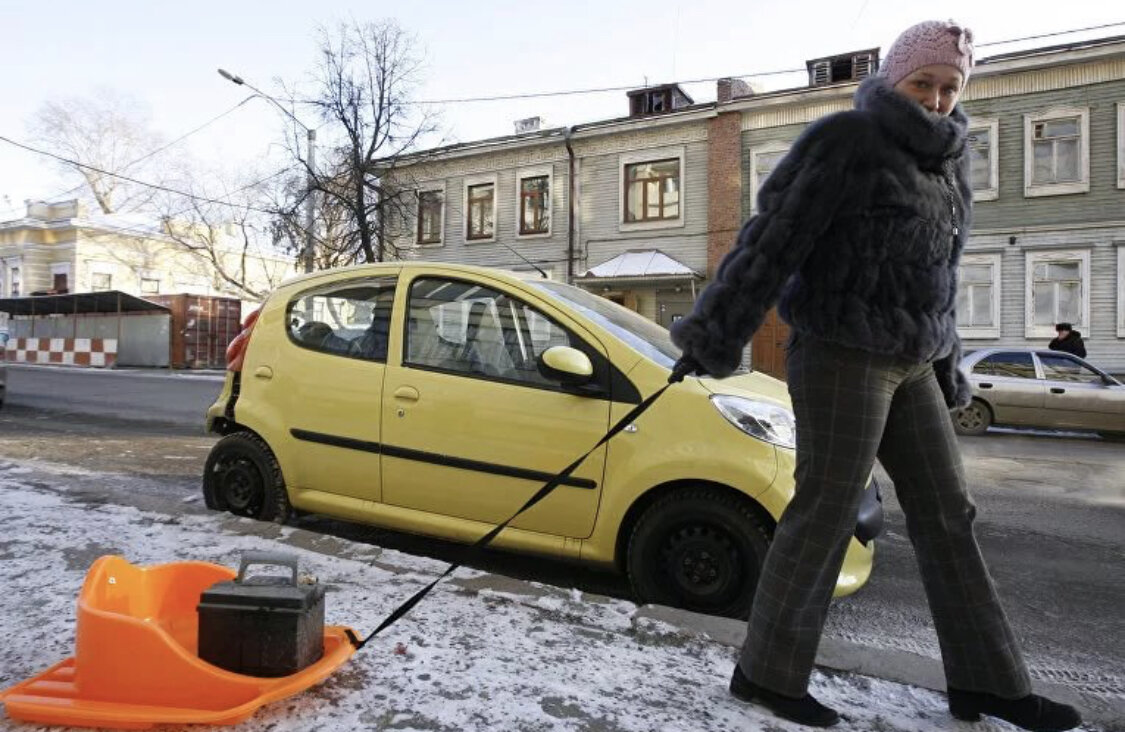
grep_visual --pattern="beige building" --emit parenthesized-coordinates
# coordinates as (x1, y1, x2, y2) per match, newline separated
(0, 199, 295, 307)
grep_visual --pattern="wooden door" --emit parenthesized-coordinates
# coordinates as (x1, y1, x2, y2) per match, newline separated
(751, 308, 790, 381)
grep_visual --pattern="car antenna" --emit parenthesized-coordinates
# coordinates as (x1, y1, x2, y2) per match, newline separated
(498, 241, 549, 279)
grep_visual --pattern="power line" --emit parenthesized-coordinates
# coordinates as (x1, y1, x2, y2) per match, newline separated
(976, 20, 1125, 48)
(9, 95, 261, 213)
(405, 20, 1125, 105)
(0, 134, 282, 216)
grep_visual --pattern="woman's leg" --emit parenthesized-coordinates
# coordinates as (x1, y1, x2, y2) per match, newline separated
(875, 363, 1032, 698)
(741, 339, 904, 696)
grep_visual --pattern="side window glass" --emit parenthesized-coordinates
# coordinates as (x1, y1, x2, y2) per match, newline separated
(1039, 354, 1101, 384)
(972, 352, 1035, 379)
(286, 277, 397, 361)
(405, 277, 578, 388)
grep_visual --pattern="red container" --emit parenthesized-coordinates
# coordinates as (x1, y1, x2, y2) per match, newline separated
(146, 294, 243, 369)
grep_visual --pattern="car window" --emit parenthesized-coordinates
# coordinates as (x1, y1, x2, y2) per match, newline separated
(1038, 353, 1102, 384)
(972, 352, 1036, 379)
(404, 277, 578, 388)
(286, 276, 397, 361)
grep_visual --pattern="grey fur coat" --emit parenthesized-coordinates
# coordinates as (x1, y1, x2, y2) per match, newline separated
(670, 75, 973, 408)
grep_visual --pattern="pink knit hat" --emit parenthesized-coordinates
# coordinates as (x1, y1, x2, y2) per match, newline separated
(880, 20, 975, 87)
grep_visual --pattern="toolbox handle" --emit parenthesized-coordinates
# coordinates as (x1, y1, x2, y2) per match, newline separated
(237, 551, 299, 585)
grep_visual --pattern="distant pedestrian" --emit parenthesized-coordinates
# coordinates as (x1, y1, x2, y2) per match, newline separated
(1049, 322, 1086, 358)
(669, 19, 1080, 731)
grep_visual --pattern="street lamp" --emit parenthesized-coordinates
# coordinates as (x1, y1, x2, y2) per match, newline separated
(218, 68, 317, 274)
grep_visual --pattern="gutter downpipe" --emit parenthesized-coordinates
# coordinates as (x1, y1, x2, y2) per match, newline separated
(564, 126, 577, 284)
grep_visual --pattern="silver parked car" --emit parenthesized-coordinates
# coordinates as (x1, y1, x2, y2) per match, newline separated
(953, 348, 1125, 437)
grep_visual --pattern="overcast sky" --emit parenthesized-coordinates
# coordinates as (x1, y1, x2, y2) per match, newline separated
(1, 0, 1119, 219)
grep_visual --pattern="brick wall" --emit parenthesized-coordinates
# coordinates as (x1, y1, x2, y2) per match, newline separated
(707, 111, 744, 277)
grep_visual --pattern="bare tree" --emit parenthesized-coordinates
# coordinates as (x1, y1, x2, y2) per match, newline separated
(282, 19, 442, 264)
(28, 89, 168, 214)
(153, 166, 296, 301)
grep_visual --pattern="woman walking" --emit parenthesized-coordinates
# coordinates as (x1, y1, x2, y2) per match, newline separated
(670, 20, 1080, 731)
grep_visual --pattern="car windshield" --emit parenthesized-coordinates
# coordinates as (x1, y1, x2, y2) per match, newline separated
(528, 280, 680, 367)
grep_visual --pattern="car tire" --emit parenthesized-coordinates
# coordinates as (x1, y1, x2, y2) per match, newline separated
(627, 487, 770, 619)
(953, 399, 992, 436)
(202, 432, 291, 523)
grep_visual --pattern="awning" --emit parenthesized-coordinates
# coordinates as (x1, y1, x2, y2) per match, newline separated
(0, 291, 170, 316)
(576, 249, 703, 285)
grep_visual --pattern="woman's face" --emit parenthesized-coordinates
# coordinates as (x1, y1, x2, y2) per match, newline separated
(893, 65, 965, 117)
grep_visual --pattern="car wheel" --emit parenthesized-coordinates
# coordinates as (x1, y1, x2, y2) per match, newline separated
(627, 487, 770, 619)
(202, 432, 291, 522)
(953, 399, 992, 436)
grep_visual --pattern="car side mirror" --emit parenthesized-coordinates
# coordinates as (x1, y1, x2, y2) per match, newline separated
(537, 346, 594, 386)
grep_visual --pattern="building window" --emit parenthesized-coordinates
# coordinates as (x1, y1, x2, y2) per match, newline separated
(140, 277, 160, 294)
(1025, 249, 1090, 339)
(1024, 108, 1090, 197)
(957, 253, 1001, 338)
(416, 190, 444, 245)
(1118, 245, 1125, 338)
(465, 181, 495, 241)
(1117, 102, 1124, 190)
(92, 272, 112, 291)
(9, 267, 20, 297)
(749, 143, 790, 212)
(519, 175, 550, 235)
(968, 119, 999, 201)
(624, 159, 680, 223)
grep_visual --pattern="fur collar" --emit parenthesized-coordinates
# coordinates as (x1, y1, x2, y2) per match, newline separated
(855, 76, 968, 168)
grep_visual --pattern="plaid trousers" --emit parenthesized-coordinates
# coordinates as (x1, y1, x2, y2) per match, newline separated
(740, 335, 1033, 699)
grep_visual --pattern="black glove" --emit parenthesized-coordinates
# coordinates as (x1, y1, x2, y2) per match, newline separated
(669, 355, 707, 383)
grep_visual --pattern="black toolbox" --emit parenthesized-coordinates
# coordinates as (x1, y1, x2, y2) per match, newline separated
(197, 551, 326, 677)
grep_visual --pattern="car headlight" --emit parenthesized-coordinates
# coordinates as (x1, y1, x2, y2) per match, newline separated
(710, 395, 796, 449)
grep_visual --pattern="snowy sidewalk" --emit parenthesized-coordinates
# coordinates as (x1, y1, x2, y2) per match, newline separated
(0, 462, 1110, 731)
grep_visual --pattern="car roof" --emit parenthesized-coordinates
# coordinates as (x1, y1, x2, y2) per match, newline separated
(273, 261, 550, 294)
(961, 346, 1105, 371)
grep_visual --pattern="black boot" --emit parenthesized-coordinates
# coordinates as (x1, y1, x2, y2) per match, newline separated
(948, 688, 1081, 731)
(729, 664, 840, 727)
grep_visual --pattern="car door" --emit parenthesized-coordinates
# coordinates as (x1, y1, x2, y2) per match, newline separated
(968, 351, 1044, 426)
(380, 274, 612, 539)
(265, 274, 398, 504)
(1036, 352, 1125, 431)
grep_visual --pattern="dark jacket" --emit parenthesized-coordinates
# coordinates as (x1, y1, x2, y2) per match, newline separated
(1049, 331, 1086, 358)
(670, 75, 973, 408)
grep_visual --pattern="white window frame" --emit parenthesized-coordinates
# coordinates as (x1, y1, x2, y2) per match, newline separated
(968, 118, 999, 202)
(5, 258, 22, 298)
(139, 271, 161, 295)
(1023, 107, 1090, 197)
(413, 182, 446, 248)
(88, 260, 116, 292)
(1024, 248, 1090, 339)
(749, 141, 791, 213)
(618, 146, 686, 233)
(957, 252, 1002, 339)
(463, 174, 498, 244)
(1118, 244, 1125, 338)
(515, 165, 553, 239)
(1117, 102, 1124, 190)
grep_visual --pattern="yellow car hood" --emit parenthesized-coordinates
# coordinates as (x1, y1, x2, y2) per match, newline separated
(696, 370, 792, 408)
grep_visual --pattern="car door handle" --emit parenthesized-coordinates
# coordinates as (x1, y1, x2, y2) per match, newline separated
(1050, 387, 1066, 394)
(394, 386, 420, 402)
(979, 382, 993, 389)
(253, 366, 273, 380)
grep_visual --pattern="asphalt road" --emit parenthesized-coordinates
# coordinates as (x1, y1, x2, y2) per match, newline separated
(2, 364, 1122, 706)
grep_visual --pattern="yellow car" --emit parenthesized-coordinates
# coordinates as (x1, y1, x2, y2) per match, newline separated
(204, 262, 880, 617)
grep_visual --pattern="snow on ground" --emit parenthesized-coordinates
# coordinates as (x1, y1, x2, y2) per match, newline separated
(0, 464, 1104, 731)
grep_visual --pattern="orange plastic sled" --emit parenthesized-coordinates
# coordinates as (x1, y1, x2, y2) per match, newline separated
(0, 555, 356, 729)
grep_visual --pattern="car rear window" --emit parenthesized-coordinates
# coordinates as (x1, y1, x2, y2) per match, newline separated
(972, 352, 1035, 379)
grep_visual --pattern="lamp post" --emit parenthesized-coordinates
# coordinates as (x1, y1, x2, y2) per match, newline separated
(218, 68, 316, 273)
